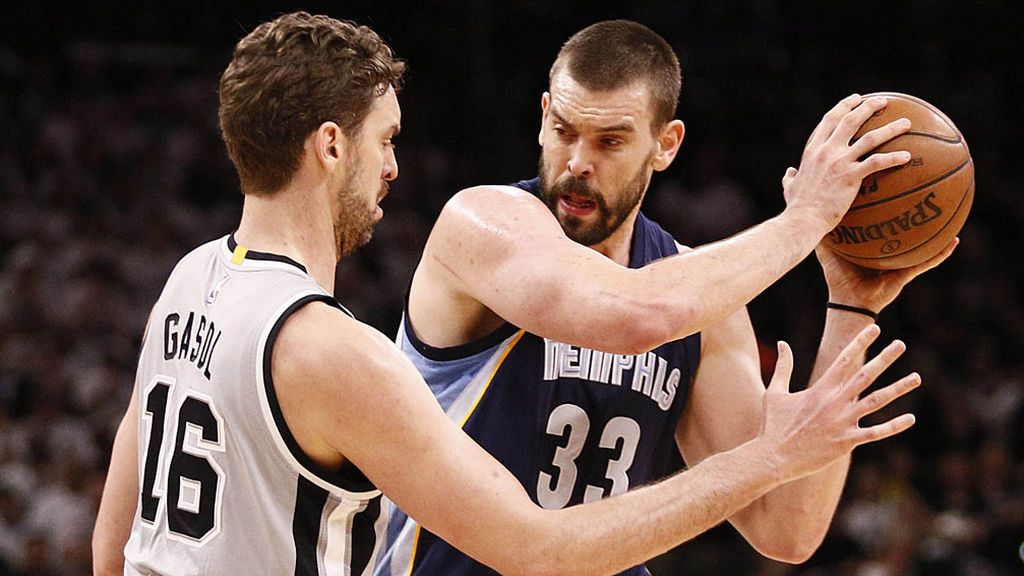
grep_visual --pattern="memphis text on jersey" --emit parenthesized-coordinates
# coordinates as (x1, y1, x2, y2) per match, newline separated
(543, 339, 680, 411)
(163, 311, 222, 380)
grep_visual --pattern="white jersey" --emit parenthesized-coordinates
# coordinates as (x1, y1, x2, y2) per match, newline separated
(124, 234, 387, 576)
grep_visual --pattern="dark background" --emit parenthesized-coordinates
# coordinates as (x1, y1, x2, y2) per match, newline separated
(1, 1, 1022, 574)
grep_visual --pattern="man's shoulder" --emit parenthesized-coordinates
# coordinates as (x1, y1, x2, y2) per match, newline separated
(275, 301, 383, 363)
(432, 184, 553, 239)
(165, 235, 227, 276)
(449, 183, 542, 206)
(273, 300, 410, 400)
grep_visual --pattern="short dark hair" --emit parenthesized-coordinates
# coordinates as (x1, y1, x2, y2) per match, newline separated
(218, 11, 405, 194)
(550, 20, 681, 132)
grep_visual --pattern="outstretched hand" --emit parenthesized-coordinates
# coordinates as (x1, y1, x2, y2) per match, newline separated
(760, 325, 920, 481)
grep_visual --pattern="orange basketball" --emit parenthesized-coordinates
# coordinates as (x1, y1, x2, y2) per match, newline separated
(827, 92, 974, 269)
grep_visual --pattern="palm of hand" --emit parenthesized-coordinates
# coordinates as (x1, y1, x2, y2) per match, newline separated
(760, 328, 920, 480)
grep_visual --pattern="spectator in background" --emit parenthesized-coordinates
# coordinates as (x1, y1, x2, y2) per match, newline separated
(0, 3, 1020, 574)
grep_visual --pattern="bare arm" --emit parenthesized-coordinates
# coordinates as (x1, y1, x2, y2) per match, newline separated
(675, 306, 904, 562)
(411, 95, 912, 354)
(92, 386, 139, 576)
(676, 239, 957, 563)
(274, 304, 915, 576)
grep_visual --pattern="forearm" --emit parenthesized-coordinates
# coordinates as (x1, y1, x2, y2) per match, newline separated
(744, 309, 871, 555)
(640, 209, 827, 343)
(749, 224, 953, 551)
(517, 439, 785, 576)
(93, 405, 139, 575)
(799, 306, 877, 487)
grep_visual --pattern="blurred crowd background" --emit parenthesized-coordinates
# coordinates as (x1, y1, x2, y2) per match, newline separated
(1, 1, 1021, 574)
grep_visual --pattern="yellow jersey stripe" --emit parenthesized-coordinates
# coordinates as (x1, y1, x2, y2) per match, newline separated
(231, 244, 248, 265)
(459, 330, 525, 428)
(405, 330, 525, 576)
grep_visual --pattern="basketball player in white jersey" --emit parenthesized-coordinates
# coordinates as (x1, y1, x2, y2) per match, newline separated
(95, 11, 928, 576)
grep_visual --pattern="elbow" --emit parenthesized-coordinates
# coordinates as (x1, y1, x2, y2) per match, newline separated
(92, 538, 125, 576)
(92, 557, 125, 576)
(614, 303, 699, 356)
(499, 564, 549, 576)
(761, 546, 817, 566)
(489, 551, 556, 576)
(508, 558, 589, 576)
(490, 540, 570, 576)
(736, 497, 833, 565)
(492, 527, 593, 576)
(751, 530, 825, 565)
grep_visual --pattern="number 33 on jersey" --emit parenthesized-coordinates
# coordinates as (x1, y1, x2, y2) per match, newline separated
(377, 202, 700, 576)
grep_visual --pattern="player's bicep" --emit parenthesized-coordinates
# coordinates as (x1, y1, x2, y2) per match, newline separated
(281, 310, 538, 556)
(676, 306, 765, 466)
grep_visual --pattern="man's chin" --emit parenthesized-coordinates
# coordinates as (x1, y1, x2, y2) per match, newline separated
(561, 222, 601, 246)
(336, 227, 375, 260)
(566, 211, 626, 246)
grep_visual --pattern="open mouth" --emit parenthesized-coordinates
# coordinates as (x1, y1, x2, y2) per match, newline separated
(559, 192, 596, 216)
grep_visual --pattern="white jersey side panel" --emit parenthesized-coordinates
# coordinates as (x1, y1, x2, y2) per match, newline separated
(123, 236, 386, 576)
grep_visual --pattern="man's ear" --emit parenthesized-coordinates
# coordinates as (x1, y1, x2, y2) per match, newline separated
(313, 121, 347, 172)
(538, 91, 551, 146)
(652, 119, 684, 172)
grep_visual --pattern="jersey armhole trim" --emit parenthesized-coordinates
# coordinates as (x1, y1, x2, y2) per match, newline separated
(259, 293, 378, 495)
(669, 239, 702, 385)
(402, 312, 520, 362)
(456, 330, 526, 428)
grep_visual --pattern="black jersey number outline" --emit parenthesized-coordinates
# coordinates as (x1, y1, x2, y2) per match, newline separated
(140, 376, 226, 544)
(537, 403, 641, 509)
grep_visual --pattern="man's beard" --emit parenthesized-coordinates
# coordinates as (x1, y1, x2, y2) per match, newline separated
(538, 154, 651, 246)
(333, 157, 384, 259)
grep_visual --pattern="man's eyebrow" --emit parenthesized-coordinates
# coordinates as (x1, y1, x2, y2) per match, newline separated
(550, 108, 635, 134)
(550, 109, 575, 131)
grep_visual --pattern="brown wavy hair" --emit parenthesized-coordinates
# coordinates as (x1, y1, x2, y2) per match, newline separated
(219, 12, 405, 194)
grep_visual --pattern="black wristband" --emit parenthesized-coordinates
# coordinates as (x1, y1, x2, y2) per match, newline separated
(827, 302, 879, 321)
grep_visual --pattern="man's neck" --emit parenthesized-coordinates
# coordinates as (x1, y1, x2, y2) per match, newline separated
(234, 179, 338, 291)
(589, 206, 641, 267)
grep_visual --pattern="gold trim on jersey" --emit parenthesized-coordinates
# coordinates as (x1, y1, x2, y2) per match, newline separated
(404, 330, 525, 576)
(459, 330, 525, 428)
(231, 244, 249, 265)
(404, 525, 423, 576)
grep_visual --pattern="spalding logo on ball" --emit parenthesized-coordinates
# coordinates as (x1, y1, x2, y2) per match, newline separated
(828, 92, 974, 270)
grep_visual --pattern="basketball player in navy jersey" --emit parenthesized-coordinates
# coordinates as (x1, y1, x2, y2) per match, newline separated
(377, 20, 957, 576)
(92, 12, 935, 576)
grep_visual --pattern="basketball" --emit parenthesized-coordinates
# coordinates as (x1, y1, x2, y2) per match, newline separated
(827, 92, 974, 269)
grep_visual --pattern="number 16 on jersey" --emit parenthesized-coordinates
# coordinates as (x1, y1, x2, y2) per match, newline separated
(139, 376, 226, 544)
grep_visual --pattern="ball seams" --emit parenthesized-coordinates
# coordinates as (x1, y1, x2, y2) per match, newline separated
(833, 179, 973, 262)
(850, 156, 972, 212)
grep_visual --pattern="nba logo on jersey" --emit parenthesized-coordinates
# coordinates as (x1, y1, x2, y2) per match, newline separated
(206, 274, 230, 305)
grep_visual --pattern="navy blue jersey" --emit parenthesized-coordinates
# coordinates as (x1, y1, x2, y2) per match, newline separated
(376, 179, 701, 576)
